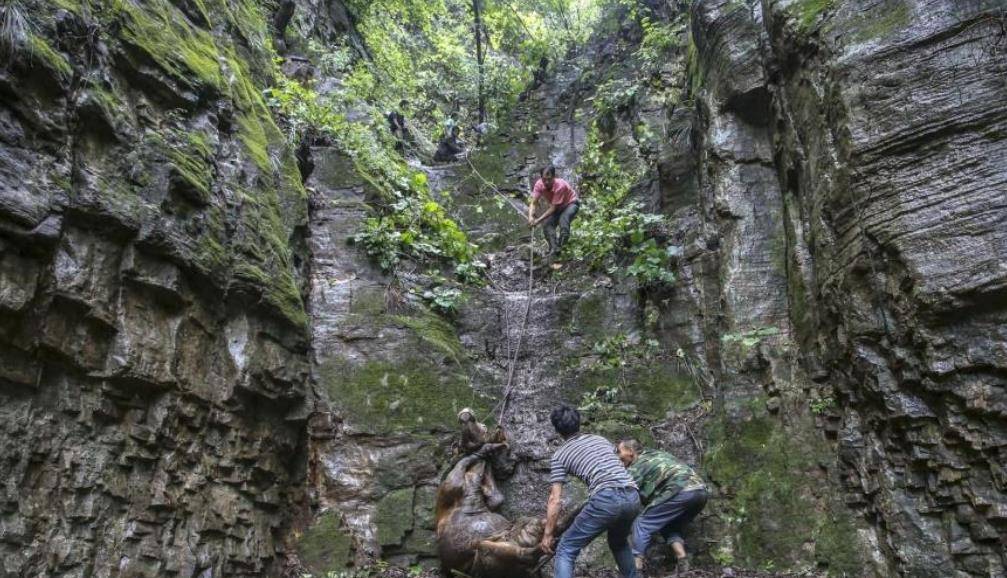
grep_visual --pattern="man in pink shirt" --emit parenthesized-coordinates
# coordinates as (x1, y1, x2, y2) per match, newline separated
(527, 165, 580, 256)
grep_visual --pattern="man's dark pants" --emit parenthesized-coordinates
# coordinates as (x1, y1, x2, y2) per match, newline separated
(631, 488, 708, 558)
(544, 201, 580, 254)
(555, 486, 640, 578)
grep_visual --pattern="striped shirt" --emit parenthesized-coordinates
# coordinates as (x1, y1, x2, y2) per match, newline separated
(549, 433, 637, 495)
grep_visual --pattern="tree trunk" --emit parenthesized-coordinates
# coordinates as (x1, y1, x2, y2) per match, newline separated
(472, 0, 486, 124)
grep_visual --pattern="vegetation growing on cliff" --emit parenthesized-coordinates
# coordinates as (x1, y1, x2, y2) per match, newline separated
(567, 126, 674, 287)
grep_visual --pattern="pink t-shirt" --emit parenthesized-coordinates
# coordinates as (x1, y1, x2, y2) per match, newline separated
(532, 178, 578, 206)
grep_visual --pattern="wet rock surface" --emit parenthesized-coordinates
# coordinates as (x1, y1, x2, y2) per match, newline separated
(0, 0, 312, 576)
(1, 0, 1004, 577)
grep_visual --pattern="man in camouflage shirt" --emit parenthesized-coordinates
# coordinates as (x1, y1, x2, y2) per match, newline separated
(617, 439, 707, 574)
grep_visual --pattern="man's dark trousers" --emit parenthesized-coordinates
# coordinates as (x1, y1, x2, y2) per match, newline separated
(544, 201, 579, 254)
(631, 488, 708, 558)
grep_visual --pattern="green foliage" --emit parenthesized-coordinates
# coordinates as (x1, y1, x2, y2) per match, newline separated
(336, 0, 599, 134)
(418, 285, 464, 315)
(266, 76, 477, 273)
(590, 333, 660, 371)
(454, 260, 488, 285)
(636, 16, 680, 72)
(625, 237, 676, 286)
(566, 127, 671, 287)
(592, 77, 638, 114)
(351, 218, 403, 271)
(809, 395, 836, 415)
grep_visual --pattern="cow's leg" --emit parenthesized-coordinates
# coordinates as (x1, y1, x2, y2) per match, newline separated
(477, 539, 539, 565)
(481, 463, 505, 511)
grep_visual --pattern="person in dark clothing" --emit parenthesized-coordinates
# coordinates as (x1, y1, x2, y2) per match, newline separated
(527, 165, 579, 256)
(520, 55, 550, 102)
(387, 99, 408, 152)
(434, 125, 466, 163)
(541, 405, 640, 578)
(617, 439, 708, 574)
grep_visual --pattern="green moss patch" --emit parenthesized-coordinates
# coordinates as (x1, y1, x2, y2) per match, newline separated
(850, 1, 911, 42)
(392, 311, 465, 364)
(318, 358, 490, 434)
(147, 130, 215, 205)
(573, 365, 701, 445)
(114, 0, 224, 90)
(703, 406, 863, 573)
(295, 512, 353, 575)
(29, 33, 72, 80)
(791, 0, 837, 31)
(566, 292, 608, 337)
(376, 488, 415, 547)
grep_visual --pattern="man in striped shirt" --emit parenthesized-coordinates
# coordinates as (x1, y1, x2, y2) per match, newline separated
(540, 405, 641, 578)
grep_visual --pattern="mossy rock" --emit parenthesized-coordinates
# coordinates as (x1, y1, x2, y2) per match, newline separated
(413, 485, 439, 531)
(392, 310, 466, 364)
(847, 0, 911, 42)
(576, 365, 701, 418)
(376, 488, 415, 547)
(373, 444, 439, 493)
(296, 512, 353, 575)
(403, 528, 438, 556)
(566, 292, 608, 337)
(318, 358, 491, 434)
(702, 405, 864, 573)
(28, 33, 72, 81)
(790, 0, 837, 31)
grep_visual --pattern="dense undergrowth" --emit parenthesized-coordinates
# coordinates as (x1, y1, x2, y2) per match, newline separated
(561, 3, 687, 289)
(270, 0, 606, 280)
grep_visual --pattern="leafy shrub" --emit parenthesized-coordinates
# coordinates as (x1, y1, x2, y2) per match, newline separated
(593, 77, 638, 114)
(266, 77, 477, 273)
(625, 237, 676, 286)
(636, 16, 681, 72)
(566, 127, 673, 288)
(419, 285, 464, 315)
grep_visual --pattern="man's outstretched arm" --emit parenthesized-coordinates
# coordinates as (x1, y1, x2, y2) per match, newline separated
(533, 203, 557, 227)
(540, 482, 564, 554)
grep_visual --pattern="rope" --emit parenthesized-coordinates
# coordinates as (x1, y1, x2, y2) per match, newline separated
(464, 155, 528, 220)
(461, 157, 538, 425)
(497, 229, 535, 424)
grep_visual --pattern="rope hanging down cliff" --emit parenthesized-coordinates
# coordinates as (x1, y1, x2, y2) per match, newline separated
(463, 156, 537, 425)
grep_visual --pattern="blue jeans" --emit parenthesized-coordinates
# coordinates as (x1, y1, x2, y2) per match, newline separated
(555, 487, 641, 578)
(631, 488, 708, 558)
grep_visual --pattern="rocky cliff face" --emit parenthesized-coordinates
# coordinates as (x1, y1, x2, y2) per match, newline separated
(760, 1, 1007, 574)
(665, 0, 1007, 574)
(0, 1, 311, 575)
(1, 0, 1004, 577)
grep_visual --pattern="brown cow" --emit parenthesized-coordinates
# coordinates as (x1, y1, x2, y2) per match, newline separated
(435, 410, 579, 578)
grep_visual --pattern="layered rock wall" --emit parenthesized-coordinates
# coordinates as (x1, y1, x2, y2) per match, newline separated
(0, 1, 311, 575)
(672, 0, 1007, 574)
(762, 0, 1007, 574)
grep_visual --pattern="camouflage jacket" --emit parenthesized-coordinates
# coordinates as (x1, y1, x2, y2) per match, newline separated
(627, 450, 705, 508)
